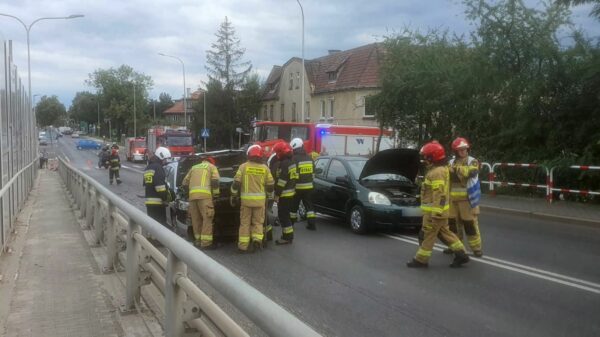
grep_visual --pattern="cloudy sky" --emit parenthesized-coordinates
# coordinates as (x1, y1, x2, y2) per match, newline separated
(1, 0, 598, 108)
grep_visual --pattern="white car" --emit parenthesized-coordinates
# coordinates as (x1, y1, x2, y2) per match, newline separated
(71, 132, 80, 138)
(38, 131, 46, 140)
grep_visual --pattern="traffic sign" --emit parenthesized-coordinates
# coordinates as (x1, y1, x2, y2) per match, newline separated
(201, 128, 210, 138)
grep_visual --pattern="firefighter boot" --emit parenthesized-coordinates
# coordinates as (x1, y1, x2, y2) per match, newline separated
(117, 179, 122, 185)
(450, 251, 470, 268)
(443, 248, 453, 255)
(275, 237, 293, 245)
(406, 259, 428, 268)
(473, 250, 483, 258)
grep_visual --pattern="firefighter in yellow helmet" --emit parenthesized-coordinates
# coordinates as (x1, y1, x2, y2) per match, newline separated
(231, 145, 275, 253)
(407, 141, 470, 268)
(182, 156, 220, 249)
(443, 137, 483, 257)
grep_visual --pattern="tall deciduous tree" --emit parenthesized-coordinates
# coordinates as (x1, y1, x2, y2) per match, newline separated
(69, 91, 99, 127)
(36, 95, 66, 127)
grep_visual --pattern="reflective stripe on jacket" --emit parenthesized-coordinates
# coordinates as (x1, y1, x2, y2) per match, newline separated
(274, 158, 297, 199)
(144, 157, 167, 206)
(420, 165, 450, 218)
(182, 161, 220, 200)
(293, 149, 314, 190)
(231, 161, 275, 207)
(449, 156, 480, 201)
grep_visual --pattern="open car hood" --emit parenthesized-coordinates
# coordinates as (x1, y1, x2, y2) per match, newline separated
(176, 150, 246, 187)
(359, 148, 420, 181)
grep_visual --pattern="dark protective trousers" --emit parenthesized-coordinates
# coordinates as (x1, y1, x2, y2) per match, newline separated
(109, 169, 121, 183)
(290, 189, 316, 227)
(146, 205, 167, 228)
(277, 197, 294, 241)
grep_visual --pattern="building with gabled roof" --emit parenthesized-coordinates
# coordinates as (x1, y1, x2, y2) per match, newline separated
(162, 90, 204, 125)
(261, 43, 381, 126)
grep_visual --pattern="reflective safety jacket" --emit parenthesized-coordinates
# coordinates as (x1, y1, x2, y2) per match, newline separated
(143, 156, 168, 206)
(109, 154, 121, 171)
(420, 165, 450, 219)
(275, 157, 297, 199)
(293, 149, 314, 190)
(231, 161, 275, 207)
(449, 156, 480, 201)
(182, 160, 220, 200)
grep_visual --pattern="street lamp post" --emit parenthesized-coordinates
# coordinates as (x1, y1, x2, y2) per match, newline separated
(133, 83, 137, 138)
(158, 53, 187, 128)
(0, 13, 84, 160)
(296, 0, 305, 121)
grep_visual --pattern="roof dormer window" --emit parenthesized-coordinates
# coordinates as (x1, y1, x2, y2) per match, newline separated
(328, 71, 338, 82)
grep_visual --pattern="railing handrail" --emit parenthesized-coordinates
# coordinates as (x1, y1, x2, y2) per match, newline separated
(57, 156, 322, 337)
(0, 159, 37, 199)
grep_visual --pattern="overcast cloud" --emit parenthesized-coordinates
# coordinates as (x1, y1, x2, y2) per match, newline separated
(0, 0, 598, 108)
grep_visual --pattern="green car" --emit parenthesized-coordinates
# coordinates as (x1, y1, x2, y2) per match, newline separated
(312, 148, 422, 234)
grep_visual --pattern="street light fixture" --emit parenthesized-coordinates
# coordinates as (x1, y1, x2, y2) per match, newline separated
(296, 0, 305, 122)
(158, 52, 187, 129)
(0, 13, 84, 159)
(198, 88, 208, 153)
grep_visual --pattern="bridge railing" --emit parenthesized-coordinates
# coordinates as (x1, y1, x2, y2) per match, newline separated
(58, 156, 322, 337)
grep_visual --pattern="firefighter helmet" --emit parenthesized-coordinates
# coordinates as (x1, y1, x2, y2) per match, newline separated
(272, 141, 292, 159)
(247, 145, 263, 159)
(155, 147, 172, 160)
(420, 141, 446, 164)
(451, 137, 470, 151)
(111, 149, 118, 156)
(203, 156, 216, 165)
(290, 138, 304, 150)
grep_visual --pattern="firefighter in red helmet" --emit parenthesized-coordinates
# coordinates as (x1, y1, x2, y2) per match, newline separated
(443, 137, 483, 257)
(231, 145, 274, 253)
(407, 141, 470, 268)
(271, 141, 297, 245)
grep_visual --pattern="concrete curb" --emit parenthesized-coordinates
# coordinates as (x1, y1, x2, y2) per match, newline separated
(480, 205, 600, 227)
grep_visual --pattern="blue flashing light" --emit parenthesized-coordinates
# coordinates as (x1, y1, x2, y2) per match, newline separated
(320, 129, 326, 136)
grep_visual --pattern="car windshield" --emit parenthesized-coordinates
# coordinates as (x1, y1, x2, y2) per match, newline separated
(166, 136, 192, 146)
(347, 159, 411, 182)
(347, 159, 367, 178)
(134, 141, 145, 148)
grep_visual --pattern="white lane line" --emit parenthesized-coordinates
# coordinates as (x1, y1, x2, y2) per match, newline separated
(121, 165, 144, 174)
(383, 234, 600, 295)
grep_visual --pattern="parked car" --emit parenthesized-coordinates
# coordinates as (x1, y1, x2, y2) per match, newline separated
(311, 148, 422, 234)
(71, 132, 80, 138)
(164, 150, 248, 241)
(38, 131, 46, 140)
(76, 139, 102, 150)
(39, 137, 49, 146)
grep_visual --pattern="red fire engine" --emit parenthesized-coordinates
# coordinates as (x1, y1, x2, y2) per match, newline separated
(146, 126, 194, 159)
(125, 137, 147, 162)
(251, 121, 394, 157)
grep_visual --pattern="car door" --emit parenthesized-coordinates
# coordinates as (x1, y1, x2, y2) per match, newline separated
(321, 159, 353, 217)
(311, 157, 330, 211)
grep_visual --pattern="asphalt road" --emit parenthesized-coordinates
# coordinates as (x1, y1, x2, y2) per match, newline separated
(52, 137, 600, 337)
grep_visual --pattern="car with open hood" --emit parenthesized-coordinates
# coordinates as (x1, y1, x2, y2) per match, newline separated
(311, 148, 422, 234)
(163, 150, 248, 241)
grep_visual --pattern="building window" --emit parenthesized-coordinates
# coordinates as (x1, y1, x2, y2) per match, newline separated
(263, 105, 268, 120)
(269, 105, 274, 121)
(329, 99, 335, 118)
(320, 100, 326, 119)
(296, 72, 300, 89)
(364, 96, 375, 117)
(289, 73, 293, 90)
(306, 101, 310, 119)
(328, 71, 337, 82)
(280, 104, 285, 121)
(292, 102, 297, 122)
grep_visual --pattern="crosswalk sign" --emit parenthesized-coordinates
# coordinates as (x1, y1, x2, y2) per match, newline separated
(201, 128, 210, 138)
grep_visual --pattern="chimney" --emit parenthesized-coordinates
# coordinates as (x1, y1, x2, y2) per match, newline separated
(328, 49, 341, 55)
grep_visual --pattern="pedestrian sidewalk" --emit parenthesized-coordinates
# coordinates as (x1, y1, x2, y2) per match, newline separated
(0, 170, 162, 337)
(479, 193, 600, 225)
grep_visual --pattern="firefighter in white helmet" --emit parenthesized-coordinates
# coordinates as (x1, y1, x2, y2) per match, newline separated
(144, 147, 172, 229)
(289, 138, 317, 230)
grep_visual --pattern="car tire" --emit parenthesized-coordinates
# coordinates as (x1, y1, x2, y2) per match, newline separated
(349, 205, 368, 234)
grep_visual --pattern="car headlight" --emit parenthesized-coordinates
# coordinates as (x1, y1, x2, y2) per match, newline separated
(368, 192, 391, 206)
(178, 200, 189, 211)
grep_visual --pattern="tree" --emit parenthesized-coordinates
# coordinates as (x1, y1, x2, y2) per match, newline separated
(204, 17, 253, 148)
(69, 91, 99, 127)
(36, 95, 66, 127)
(556, 0, 600, 18)
(146, 92, 174, 122)
(86, 65, 153, 138)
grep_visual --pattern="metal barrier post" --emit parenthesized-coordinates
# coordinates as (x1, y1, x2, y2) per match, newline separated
(85, 189, 95, 229)
(490, 162, 548, 198)
(105, 202, 118, 273)
(125, 220, 142, 311)
(548, 165, 600, 202)
(165, 250, 187, 337)
(94, 198, 104, 245)
(480, 162, 493, 194)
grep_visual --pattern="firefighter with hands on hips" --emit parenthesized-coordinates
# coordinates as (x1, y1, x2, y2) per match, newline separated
(231, 145, 275, 253)
(143, 147, 172, 228)
(443, 137, 483, 257)
(271, 141, 298, 245)
(407, 141, 470, 268)
(108, 148, 122, 185)
(289, 138, 317, 230)
(182, 156, 220, 249)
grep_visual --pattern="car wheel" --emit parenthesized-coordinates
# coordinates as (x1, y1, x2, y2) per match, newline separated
(297, 200, 307, 220)
(349, 205, 368, 234)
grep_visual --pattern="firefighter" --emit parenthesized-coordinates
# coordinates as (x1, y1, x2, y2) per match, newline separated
(109, 148, 122, 185)
(443, 137, 483, 257)
(272, 142, 297, 245)
(265, 150, 280, 243)
(289, 138, 317, 230)
(231, 145, 274, 253)
(407, 141, 470, 268)
(182, 156, 220, 249)
(144, 147, 171, 228)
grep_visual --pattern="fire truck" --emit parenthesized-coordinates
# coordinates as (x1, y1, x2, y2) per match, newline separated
(251, 121, 394, 157)
(146, 126, 194, 160)
(125, 137, 147, 162)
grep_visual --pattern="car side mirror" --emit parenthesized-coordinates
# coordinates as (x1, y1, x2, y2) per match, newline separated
(315, 168, 323, 175)
(335, 176, 349, 186)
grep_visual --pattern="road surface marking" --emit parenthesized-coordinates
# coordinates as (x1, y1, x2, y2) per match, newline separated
(384, 233, 600, 295)
(121, 164, 144, 174)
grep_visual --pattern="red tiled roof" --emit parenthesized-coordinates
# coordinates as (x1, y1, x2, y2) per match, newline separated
(162, 90, 204, 115)
(262, 43, 382, 101)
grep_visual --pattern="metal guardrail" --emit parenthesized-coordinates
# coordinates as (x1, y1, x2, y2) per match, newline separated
(58, 156, 322, 337)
